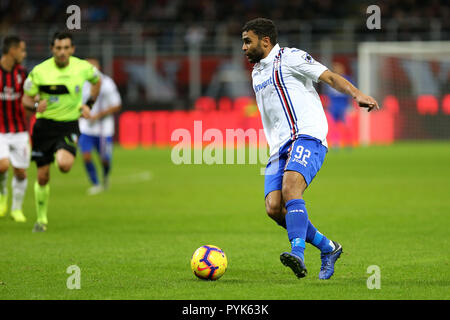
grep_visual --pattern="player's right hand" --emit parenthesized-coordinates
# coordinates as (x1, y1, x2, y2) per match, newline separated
(36, 100, 47, 113)
(355, 93, 379, 112)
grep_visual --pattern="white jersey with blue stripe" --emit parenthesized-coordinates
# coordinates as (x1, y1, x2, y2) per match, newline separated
(252, 44, 329, 156)
(79, 72, 121, 137)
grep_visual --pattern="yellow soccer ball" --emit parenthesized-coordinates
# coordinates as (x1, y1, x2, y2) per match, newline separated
(190, 245, 228, 280)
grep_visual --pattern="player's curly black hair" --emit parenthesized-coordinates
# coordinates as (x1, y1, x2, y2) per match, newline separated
(242, 18, 278, 46)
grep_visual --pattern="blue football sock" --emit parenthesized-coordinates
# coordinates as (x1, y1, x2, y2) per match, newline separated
(84, 161, 99, 185)
(306, 220, 334, 253)
(285, 199, 308, 261)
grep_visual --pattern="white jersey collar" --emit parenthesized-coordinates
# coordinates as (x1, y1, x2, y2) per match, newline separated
(258, 43, 280, 67)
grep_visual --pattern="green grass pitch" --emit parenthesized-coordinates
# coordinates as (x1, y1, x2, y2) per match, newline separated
(0, 142, 449, 300)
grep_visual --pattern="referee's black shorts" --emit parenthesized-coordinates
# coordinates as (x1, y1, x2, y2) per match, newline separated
(31, 118, 80, 167)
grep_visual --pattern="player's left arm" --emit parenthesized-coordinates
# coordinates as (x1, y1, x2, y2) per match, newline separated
(90, 104, 121, 121)
(319, 70, 379, 112)
(89, 79, 121, 121)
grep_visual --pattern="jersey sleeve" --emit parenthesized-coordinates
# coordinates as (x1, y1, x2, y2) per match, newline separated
(23, 68, 39, 96)
(285, 49, 328, 83)
(84, 61, 100, 84)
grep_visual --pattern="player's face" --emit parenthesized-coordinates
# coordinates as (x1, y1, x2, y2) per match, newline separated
(242, 30, 265, 63)
(11, 41, 26, 64)
(52, 38, 74, 67)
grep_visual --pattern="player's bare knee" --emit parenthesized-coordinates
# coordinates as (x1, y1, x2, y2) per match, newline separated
(56, 150, 74, 173)
(0, 159, 9, 173)
(58, 162, 72, 173)
(13, 169, 27, 180)
(37, 172, 49, 185)
(265, 198, 282, 220)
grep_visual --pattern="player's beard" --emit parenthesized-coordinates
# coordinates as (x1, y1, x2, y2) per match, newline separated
(246, 42, 265, 63)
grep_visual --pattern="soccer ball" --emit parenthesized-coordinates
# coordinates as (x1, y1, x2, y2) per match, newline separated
(191, 245, 227, 280)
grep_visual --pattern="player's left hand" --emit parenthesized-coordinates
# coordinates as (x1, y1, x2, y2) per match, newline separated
(81, 105, 91, 119)
(355, 93, 379, 112)
(89, 113, 101, 121)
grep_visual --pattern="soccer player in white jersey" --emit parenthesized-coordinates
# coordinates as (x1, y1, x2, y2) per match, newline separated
(242, 18, 379, 280)
(79, 58, 121, 195)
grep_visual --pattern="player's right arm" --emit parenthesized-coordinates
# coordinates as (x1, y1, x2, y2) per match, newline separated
(286, 49, 379, 112)
(319, 70, 379, 112)
(22, 68, 47, 113)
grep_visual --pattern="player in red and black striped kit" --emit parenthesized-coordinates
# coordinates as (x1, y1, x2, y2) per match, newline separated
(0, 35, 30, 222)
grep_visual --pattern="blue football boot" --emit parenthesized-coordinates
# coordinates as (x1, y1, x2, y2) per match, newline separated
(280, 252, 308, 278)
(319, 241, 343, 280)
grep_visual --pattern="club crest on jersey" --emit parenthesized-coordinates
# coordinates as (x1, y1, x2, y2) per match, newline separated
(75, 85, 80, 93)
(302, 53, 315, 64)
(16, 73, 22, 84)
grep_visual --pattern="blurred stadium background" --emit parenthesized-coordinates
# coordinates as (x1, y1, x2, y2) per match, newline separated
(1, 0, 449, 147)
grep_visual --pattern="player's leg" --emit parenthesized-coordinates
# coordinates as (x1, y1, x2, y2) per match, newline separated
(264, 142, 339, 238)
(82, 151, 98, 183)
(30, 120, 55, 232)
(33, 164, 50, 232)
(280, 169, 309, 271)
(0, 134, 11, 216)
(282, 171, 338, 255)
(54, 124, 80, 174)
(265, 190, 286, 228)
(265, 189, 335, 254)
(0, 157, 9, 217)
(280, 136, 342, 279)
(79, 134, 101, 194)
(80, 134, 99, 184)
(9, 132, 30, 222)
(264, 152, 287, 227)
(10, 167, 27, 222)
(99, 136, 113, 190)
(55, 148, 75, 173)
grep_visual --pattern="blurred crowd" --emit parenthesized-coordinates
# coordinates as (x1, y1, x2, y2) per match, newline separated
(1, 0, 448, 110)
(1, 0, 448, 28)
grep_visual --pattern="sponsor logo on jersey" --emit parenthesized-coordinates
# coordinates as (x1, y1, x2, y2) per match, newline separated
(0, 86, 21, 100)
(254, 76, 273, 93)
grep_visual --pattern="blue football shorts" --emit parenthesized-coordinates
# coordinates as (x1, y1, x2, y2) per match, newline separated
(78, 134, 113, 161)
(264, 134, 327, 198)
